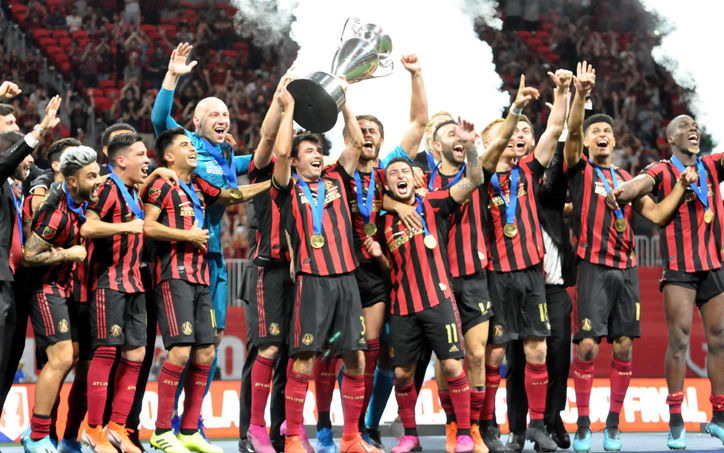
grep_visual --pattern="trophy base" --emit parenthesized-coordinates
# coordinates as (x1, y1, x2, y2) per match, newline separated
(287, 72, 346, 133)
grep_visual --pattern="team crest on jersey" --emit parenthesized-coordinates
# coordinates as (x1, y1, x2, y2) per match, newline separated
(582, 318, 592, 331)
(58, 319, 69, 333)
(110, 325, 122, 337)
(269, 323, 280, 336)
(148, 187, 161, 200)
(182, 322, 193, 335)
(302, 333, 314, 345)
(42, 227, 57, 240)
(493, 325, 504, 337)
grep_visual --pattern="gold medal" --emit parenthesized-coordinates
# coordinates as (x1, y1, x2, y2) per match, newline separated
(705, 209, 714, 224)
(503, 224, 518, 238)
(423, 235, 437, 249)
(363, 222, 377, 237)
(229, 188, 243, 199)
(310, 234, 325, 249)
(614, 218, 627, 232)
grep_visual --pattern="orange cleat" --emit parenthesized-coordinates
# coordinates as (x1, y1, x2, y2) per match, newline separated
(105, 421, 142, 453)
(446, 422, 458, 453)
(285, 435, 311, 453)
(341, 433, 382, 453)
(470, 425, 489, 453)
(82, 425, 117, 453)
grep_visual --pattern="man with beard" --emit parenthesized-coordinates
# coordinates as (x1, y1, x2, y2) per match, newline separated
(607, 114, 724, 450)
(21, 145, 102, 453)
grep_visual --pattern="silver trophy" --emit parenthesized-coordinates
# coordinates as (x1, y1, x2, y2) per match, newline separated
(287, 18, 394, 133)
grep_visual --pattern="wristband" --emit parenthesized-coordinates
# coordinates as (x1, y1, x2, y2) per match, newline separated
(33, 124, 46, 136)
(511, 105, 523, 116)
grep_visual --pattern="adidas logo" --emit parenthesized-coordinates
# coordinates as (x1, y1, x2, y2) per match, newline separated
(449, 345, 459, 352)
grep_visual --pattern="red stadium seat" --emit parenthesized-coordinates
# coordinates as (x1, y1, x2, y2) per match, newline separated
(536, 31, 550, 41)
(51, 29, 69, 39)
(222, 49, 239, 59)
(38, 37, 56, 49)
(10, 4, 28, 15)
(98, 80, 116, 90)
(541, 22, 555, 31)
(94, 97, 112, 113)
(58, 37, 72, 47)
(71, 30, 89, 40)
(545, 53, 561, 62)
(525, 37, 543, 47)
(104, 88, 120, 99)
(516, 30, 531, 40)
(33, 29, 50, 40)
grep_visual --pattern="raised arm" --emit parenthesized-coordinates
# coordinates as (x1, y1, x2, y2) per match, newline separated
(255, 68, 296, 169)
(634, 166, 696, 225)
(564, 61, 596, 168)
(152, 43, 197, 134)
(337, 79, 364, 176)
(534, 69, 572, 168)
(216, 180, 271, 205)
(0, 81, 22, 101)
(450, 118, 483, 203)
(398, 54, 428, 157)
(481, 75, 540, 172)
(272, 86, 295, 188)
(21, 233, 86, 267)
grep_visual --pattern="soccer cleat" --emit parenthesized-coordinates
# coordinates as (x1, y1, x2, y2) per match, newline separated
(247, 425, 276, 453)
(504, 431, 525, 452)
(176, 431, 223, 453)
(470, 425, 488, 453)
(20, 425, 31, 449)
(300, 424, 314, 453)
(197, 416, 209, 442)
(707, 419, 724, 444)
(367, 428, 388, 453)
(127, 428, 147, 453)
(150, 430, 190, 453)
(445, 422, 458, 453)
(171, 415, 181, 437)
(285, 436, 310, 453)
(317, 427, 337, 453)
(571, 428, 591, 452)
(454, 435, 475, 453)
(480, 425, 505, 453)
(667, 427, 687, 450)
(341, 433, 382, 453)
(525, 426, 557, 452)
(238, 438, 257, 453)
(58, 438, 83, 453)
(603, 426, 621, 451)
(24, 435, 59, 453)
(390, 435, 422, 453)
(362, 430, 373, 447)
(82, 425, 117, 453)
(105, 421, 143, 453)
(547, 424, 570, 450)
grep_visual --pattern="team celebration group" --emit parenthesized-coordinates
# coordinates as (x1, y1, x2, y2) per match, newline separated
(1, 40, 724, 453)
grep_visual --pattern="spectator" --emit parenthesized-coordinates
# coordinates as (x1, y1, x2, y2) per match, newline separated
(146, 47, 168, 89)
(80, 42, 101, 89)
(66, 6, 83, 32)
(124, 0, 141, 27)
(123, 56, 142, 84)
(47, 7, 67, 29)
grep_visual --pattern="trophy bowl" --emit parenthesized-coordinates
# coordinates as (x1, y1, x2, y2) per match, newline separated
(286, 72, 346, 134)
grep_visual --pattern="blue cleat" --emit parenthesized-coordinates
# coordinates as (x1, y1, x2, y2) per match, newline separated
(317, 427, 338, 453)
(171, 414, 181, 436)
(572, 427, 591, 452)
(706, 420, 724, 445)
(20, 425, 31, 446)
(24, 435, 59, 453)
(667, 427, 687, 450)
(603, 427, 622, 451)
(57, 438, 83, 453)
(198, 415, 209, 441)
(361, 430, 372, 447)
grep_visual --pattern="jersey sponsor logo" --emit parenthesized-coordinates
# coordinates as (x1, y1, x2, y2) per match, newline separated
(58, 319, 69, 333)
(205, 163, 224, 175)
(180, 206, 195, 217)
(269, 323, 280, 336)
(42, 227, 56, 240)
(182, 322, 193, 335)
(582, 318, 592, 331)
(493, 324, 504, 337)
(594, 178, 624, 198)
(302, 333, 314, 345)
(110, 325, 122, 337)
(386, 227, 425, 253)
(488, 185, 527, 208)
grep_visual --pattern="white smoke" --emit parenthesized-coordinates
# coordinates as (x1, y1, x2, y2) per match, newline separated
(232, 0, 298, 47)
(233, 0, 510, 158)
(637, 0, 722, 153)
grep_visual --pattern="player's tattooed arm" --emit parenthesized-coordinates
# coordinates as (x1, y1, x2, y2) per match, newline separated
(633, 166, 696, 225)
(21, 233, 86, 267)
(217, 180, 272, 205)
(451, 118, 483, 203)
(564, 61, 595, 168)
(606, 174, 655, 211)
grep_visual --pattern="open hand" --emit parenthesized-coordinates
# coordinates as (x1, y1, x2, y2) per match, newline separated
(168, 43, 197, 77)
(573, 61, 596, 94)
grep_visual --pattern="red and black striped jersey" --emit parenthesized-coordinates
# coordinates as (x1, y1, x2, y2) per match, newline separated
(143, 174, 221, 286)
(271, 163, 358, 277)
(427, 170, 489, 277)
(348, 167, 387, 261)
(643, 154, 724, 272)
(86, 178, 144, 293)
(72, 238, 89, 303)
(567, 157, 636, 269)
(28, 183, 83, 297)
(248, 156, 289, 266)
(21, 191, 33, 237)
(484, 154, 546, 272)
(379, 190, 458, 315)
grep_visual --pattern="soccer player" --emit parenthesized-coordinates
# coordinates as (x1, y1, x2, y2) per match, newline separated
(21, 144, 102, 453)
(142, 127, 268, 453)
(607, 113, 724, 450)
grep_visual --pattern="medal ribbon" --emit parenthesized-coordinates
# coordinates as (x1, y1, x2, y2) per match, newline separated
(107, 166, 145, 219)
(298, 179, 326, 236)
(354, 170, 376, 225)
(63, 183, 87, 222)
(593, 164, 624, 220)
(197, 133, 238, 189)
(414, 195, 431, 237)
(178, 177, 205, 227)
(491, 166, 519, 227)
(9, 182, 23, 244)
(670, 155, 708, 211)
(428, 162, 465, 191)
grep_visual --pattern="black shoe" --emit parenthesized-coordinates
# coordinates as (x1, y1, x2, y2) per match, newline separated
(527, 426, 558, 452)
(548, 424, 571, 450)
(366, 428, 388, 452)
(505, 431, 526, 452)
(270, 436, 285, 453)
(482, 425, 506, 453)
(239, 437, 257, 453)
(128, 429, 146, 453)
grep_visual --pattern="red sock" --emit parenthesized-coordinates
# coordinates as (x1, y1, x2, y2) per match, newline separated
(156, 361, 185, 429)
(362, 339, 380, 420)
(667, 391, 684, 414)
(180, 363, 211, 430)
(525, 362, 548, 420)
(87, 346, 117, 426)
(609, 358, 632, 414)
(313, 353, 338, 413)
(470, 388, 486, 423)
(30, 413, 51, 440)
(341, 372, 364, 434)
(573, 357, 594, 418)
(448, 373, 471, 429)
(250, 356, 275, 426)
(285, 371, 310, 436)
(111, 358, 142, 424)
(710, 394, 724, 413)
(395, 382, 418, 429)
(65, 378, 87, 439)
(439, 389, 455, 419)
(480, 365, 500, 421)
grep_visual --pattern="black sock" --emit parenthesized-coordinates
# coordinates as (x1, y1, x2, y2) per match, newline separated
(578, 415, 591, 430)
(529, 419, 544, 430)
(446, 413, 457, 424)
(155, 428, 172, 435)
(713, 411, 724, 424)
(317, 411, 332, 431)
(404, 427, 419, 437)
(458, 427, 471, 437)
(670, 413, 684, 427)
(471, 419, 480, 427)
(180, 429, 196, 436)
(606, 412, 620, 428)
(88, 424, 99, 429)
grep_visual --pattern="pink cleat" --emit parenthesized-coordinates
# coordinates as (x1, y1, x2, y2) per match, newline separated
(454, 435, 474, 453)
(248, 425, 277, 453)
(299, 423, 314, 453)
(391, 436, 422, 453)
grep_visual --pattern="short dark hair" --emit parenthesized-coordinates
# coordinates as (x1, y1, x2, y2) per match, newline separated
(154, 127, 187, 166)
(0, 130, 24, 157)
(101, 122, 136, 147)
(48, 138, 82, 162)
(107, 132, 143, 163)
(0, 104, 15, 117)
(433, 120, 458, 143)
(384, 157, 413, 174)
(292, 133, 321, 159)
(353, 115, 385, 139)
(584, 114, 615, 135)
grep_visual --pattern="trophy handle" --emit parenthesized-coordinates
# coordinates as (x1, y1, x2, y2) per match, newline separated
(367, 58, 394, 79)
(340, 17, 362, 45)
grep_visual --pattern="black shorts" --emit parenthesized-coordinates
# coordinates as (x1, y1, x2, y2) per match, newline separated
(354, 262, 391, 308)
(90, 288, 147, 349)
(32, 295, 93, 364)
(389, 299, 465, 366)
(574, 261, 641, 343)
(154, 280, 217, 349)
(488, 264, 550, 344)
(290, 273, 365, 356)
(245, 264, 294, 347)
(452, 271, 493, 333)
(659, 267, 724, 307)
